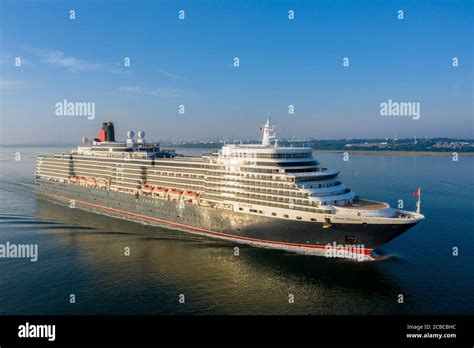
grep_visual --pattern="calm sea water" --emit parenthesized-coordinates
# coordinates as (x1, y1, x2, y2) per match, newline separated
(0, 147, 473, 315)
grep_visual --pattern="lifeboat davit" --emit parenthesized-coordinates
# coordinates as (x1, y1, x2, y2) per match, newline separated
(97, 178, 108, 188)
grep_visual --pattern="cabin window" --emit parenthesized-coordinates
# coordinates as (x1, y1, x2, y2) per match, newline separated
(296, 216, 302, 220)
(283, 214, 289, 218)
(271, 212, 277, 216)
(310, 218, 317, 222)
(239, 207, 243, 211)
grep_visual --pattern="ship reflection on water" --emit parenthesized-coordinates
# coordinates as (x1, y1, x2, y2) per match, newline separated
(34, 198, 412, 315)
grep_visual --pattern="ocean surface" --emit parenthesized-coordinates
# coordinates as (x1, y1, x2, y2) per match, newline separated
(0, 146, 473, 315)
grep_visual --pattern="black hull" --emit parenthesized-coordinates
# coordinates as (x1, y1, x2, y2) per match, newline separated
(36, 179, 417, 257)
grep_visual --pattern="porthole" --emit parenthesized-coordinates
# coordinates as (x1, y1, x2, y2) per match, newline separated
(345, 235, 357, 244)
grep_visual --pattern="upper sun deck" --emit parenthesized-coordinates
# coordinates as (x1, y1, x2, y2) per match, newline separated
(219, 115, 313, 159)
(71, 122, 176, 159)
(74, 142, 175, 159)
(220, 144, 313, 158)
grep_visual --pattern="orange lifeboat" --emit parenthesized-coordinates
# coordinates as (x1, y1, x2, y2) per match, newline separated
(69, 176, 79, 183)
(168, 189, 182, 195)
(79, 176, 87, 185)
(141, 185, 154, 194)
(183, 191, 199, 204)
(86, 177, 96, 187)
(153, 186, 168, 198)
(168, 189, 183, 200)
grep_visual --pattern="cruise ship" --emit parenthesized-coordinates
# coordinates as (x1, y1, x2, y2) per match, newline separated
(35, 118, 424, 259)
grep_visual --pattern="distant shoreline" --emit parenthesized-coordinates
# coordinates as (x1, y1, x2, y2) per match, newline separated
(1, 144, 473, 156)
(315, 150, 474, 156)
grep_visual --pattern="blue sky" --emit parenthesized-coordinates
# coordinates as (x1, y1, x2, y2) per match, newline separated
(0, 0, 472, 144)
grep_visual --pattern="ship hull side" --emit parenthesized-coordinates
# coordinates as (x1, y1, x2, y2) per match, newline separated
(36, 179, 417, 257)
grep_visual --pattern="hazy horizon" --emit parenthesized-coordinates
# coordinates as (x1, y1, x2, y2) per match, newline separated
(1, 132, 472, 147)
(1, 0, 472, 145)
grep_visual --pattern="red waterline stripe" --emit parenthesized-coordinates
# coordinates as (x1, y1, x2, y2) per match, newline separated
(43, 192, 373, 255)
